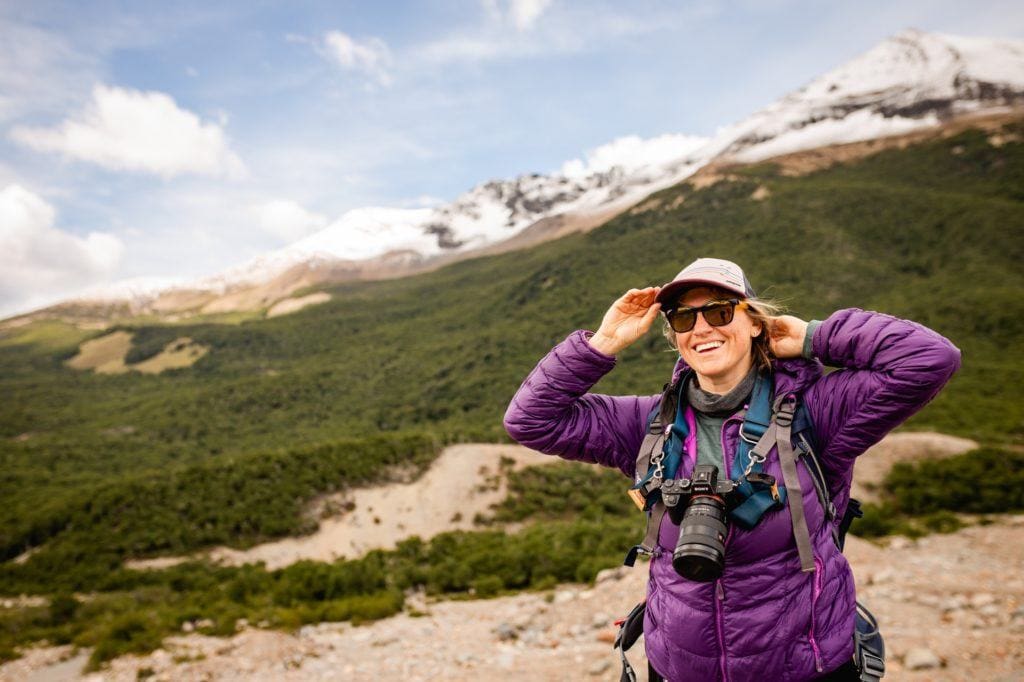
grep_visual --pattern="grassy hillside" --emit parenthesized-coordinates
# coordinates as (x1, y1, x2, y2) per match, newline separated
(1, 118, 1022, 661)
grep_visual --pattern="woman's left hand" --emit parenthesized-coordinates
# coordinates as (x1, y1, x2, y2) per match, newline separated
(766, 315, 809, 359)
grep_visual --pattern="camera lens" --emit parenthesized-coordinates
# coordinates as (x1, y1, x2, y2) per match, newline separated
(672, 494, 728, 582)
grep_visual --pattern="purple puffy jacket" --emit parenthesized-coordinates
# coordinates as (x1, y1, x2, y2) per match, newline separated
(503, 309, 961, 681)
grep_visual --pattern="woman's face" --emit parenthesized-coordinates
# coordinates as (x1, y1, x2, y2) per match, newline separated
(673, 287, 762, 392)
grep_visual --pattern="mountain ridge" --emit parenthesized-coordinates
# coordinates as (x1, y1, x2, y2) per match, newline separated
(7, 28, 1024, 324)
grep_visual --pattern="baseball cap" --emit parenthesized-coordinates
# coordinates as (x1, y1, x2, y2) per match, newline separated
(655, 258, 757, 307)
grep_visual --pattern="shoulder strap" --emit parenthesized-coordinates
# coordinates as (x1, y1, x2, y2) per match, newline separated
(775, 394, 816, 573)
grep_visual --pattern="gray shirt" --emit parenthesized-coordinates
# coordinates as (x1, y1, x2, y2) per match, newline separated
(686, 366, 757, 472)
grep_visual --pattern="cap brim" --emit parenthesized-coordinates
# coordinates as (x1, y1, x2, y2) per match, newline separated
(656, 279, 748, 306)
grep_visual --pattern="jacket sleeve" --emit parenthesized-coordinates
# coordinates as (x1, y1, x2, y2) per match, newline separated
(804, 308, 961, 470)
(503, 330, 661, 479)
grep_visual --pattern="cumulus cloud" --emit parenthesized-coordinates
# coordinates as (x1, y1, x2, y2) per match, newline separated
(10, 85, 246, 179)
(0, 184, 124, 316)
(252, 199, 329, 243)
(560, 133, 709, 178)
(509, 0, 554, 30)
(318, 30, 392, 86)
(481, 0, 554, 30)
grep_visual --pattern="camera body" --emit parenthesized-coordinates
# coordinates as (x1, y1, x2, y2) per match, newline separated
(661, 464, 741, 582)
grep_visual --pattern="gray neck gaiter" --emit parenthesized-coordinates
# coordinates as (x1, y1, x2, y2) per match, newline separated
(686, 365, 759, 417)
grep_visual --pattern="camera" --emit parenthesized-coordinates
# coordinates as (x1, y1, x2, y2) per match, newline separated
(661, 465, 741, 582)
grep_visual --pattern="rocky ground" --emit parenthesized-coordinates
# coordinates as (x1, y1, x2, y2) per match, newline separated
(7, 517, 1022, 682)
(3, 434, 1022, 681)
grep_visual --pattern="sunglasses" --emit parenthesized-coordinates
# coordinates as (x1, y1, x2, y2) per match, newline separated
(664, 299, 748, 333)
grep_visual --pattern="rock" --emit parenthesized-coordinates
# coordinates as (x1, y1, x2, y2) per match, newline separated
(595, 566, 628, 584)
(596, 628, 617, 644)
(181, 621, 195, 633)
(495, 651, 516, 669)
(511, 612, 533, 630)
(888, 537, 912, 550)
(592, 612, 610, 629)
(455, 652, 478, 665)
(235, 618, 249, 631)
(970, 592, 996, 608)
(554, 589, 577, 604)
(588, 659, 612, 675)
(872, 568, 894, 584)
(520, 628, 542, 645)
(904, 647, 942, 670)
(195, 618, 214, 629)
(495, 623, 518, 641)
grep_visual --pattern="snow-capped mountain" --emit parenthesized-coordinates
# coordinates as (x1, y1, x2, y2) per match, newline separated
(50, 29, 1024, 317)
(709, 28, 1024, 162)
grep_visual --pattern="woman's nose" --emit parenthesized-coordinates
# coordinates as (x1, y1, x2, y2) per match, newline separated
(691, 311, 712, 334)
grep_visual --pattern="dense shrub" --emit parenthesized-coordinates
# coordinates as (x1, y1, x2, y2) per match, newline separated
(851, 448, 1018, 538)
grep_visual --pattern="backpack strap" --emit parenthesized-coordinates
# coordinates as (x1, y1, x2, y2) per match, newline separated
(774, 394, 816, 573)
(613, 600, 647, 682)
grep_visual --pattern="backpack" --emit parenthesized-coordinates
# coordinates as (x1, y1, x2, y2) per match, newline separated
(614, 373, 885, 681)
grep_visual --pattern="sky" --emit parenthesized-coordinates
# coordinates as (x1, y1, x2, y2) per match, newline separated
(2, 0, 1023, 317)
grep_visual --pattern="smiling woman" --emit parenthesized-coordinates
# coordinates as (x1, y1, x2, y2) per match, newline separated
(503, 257, 961, 681)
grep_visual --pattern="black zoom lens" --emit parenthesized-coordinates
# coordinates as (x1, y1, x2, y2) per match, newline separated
(672, 494, 728, 582)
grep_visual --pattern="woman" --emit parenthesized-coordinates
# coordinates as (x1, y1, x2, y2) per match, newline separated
(503, 258, 961, 681)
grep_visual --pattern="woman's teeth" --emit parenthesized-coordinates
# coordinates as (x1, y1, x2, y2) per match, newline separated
(695, 341, 724, 353)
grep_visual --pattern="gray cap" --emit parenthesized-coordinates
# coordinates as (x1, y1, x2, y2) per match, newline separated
(655, 258, 756, 306)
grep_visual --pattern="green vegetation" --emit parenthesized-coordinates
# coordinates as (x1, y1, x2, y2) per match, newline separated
(2, 118, 1023, 665)
(0, 515, 636, 668)
(0, 432, 439, 593)
(853, 447, 1023, 538)
(485, 461, 630, 523)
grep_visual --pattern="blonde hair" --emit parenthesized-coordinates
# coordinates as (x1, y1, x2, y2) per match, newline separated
(661, 287, 785, 371)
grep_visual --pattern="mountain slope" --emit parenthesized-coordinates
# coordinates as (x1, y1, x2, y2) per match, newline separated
(2, 114, 1022, 579)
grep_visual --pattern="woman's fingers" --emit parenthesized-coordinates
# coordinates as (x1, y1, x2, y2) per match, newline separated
(619, 286, 661, 310)
(639, 300, 662, 331)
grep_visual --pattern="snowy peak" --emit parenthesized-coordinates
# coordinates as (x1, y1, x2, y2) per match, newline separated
(273, 29, 1024, 275)
(717, 29, 1024, 162)
(794, 29, 1024, 115)
(37, 29, 1024, 319)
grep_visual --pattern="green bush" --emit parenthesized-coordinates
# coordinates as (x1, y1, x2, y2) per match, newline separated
(851, 448, 1017, 538)
(885, 447, 1024, 514)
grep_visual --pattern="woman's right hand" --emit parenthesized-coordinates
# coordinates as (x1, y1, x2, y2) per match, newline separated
(588, 287, 662, 356)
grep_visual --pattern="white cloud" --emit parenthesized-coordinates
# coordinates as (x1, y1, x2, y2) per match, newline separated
(399, 194, 446, 208)
(318, 30, 392, 86)
(0, 184, 124, 316)
(509, 0, 554, 30)
(252, 199, 329, 243)
(10, 85, 246, 179)
(0, 16, 98, 125)
(560, 134, 709, 178)
(414, 4, 659, 65)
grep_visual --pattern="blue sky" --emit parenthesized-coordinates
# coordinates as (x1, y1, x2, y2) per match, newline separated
(2, 0, 1023, 315)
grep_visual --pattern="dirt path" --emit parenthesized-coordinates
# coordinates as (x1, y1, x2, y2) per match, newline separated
(127, 432, 976, 571)
(128, 444, 555, 571)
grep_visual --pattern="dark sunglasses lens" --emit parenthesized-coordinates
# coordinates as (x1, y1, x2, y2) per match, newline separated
(704, 303, 735, 327)
(669, 310, 696, 332)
